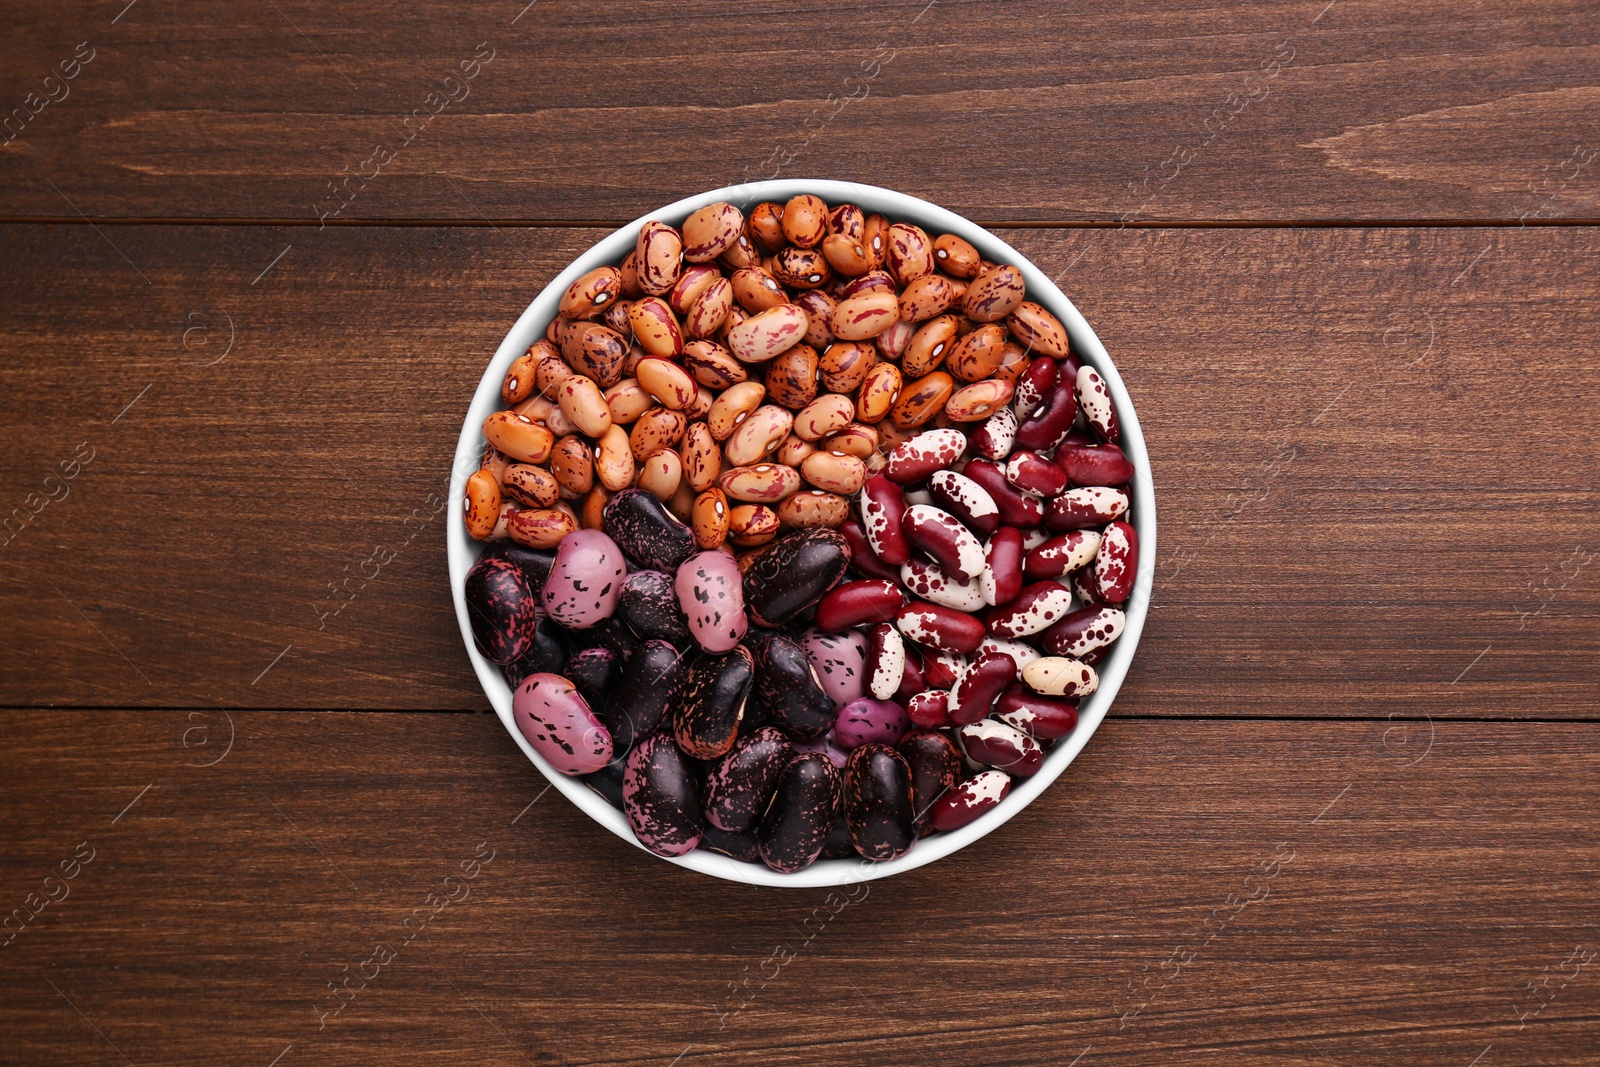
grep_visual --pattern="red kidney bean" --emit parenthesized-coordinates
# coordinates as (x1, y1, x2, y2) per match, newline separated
(1040, 605, 1126, 659)
(949, 651, 1017, 725)
(963, 459, 1044, 527)
(958, 720, 1044, 777)
(840, 518, 901, 582)
(1013, 379, 1078, 452)
(864, 622, 907, 700)
(981, 526, 1025, 607)
(994, 684, 1079, 740)
(1091, 519, 1137, 604)
(1068, 564, 1103, 607)
(885, 427, 966, 484)
(895, 646, 927, 702)
(1076, 365, 1120, 442)
(859, 475, 910, 565)
(902, 505, 986, 581)
(1056, 440, 1135, 487)
(927, 470, 1000, 536)
(900, 556, 985, 611)
(898, 730, 963, 836)
(907, 689, 953, 728)
(816, 578, 905, 632)
(1024, 529, 1102, 579)
(969, 404, 1017, 461)
(986, 580, 1077, 639)
(1013, 356, 1056, 420)
(922, 652, 967, 690)
(1004, 451, 1068, 498)
(896, 602, 986, 654)
(1045, 486, 1129, 530)
(844, 744, 916, 860)
(930, 769, 1011, 831)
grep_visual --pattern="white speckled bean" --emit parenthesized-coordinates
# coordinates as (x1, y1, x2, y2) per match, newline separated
(540, 528, 627, 629)
(1076, 365, 1120, 442)
(1022, 655, 1100, 698)
(900, 556, 986, 612)
(676, 550, 747, 653)
(979, 637, 1041, 676)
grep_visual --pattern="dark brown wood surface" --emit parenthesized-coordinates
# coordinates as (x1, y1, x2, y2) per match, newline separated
(2, 0, 1598, 1062)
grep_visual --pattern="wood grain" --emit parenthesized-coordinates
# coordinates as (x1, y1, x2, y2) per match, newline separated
(1, 710, 1597, 1065)
(0, 223, 1595, 714)
(1, 0, 1597, 222)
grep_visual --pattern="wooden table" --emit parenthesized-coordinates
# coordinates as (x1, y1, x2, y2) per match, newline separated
(3, 1, 1597, 1063)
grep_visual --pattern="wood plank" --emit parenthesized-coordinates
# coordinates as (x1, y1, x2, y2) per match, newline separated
(0, 223, 1595, 714)
(1, 0, 1598, 222)
(1, 710, 1598, 1064)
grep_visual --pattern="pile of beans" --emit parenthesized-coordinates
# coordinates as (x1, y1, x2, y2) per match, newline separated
(462, 194, 1137, 872)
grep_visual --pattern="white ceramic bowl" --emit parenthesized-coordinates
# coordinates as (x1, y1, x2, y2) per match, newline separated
(449, 179, 1155, 888)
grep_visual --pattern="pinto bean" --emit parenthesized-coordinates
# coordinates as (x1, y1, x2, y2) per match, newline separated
(561, 322, 628, 386)
(546, 437, 594, 498)
(594, 424, 635, 491)
(824, 421, 880, 459)
(724, 404, 794, 465)
(627, 296, 684, 357)
(603, 378, 652, 425)
(829, 289, 899, 340)
(483, 410, 554, 464)
(775, 433, 817, 468)
(933, 233, 982, 279)
(684, 276, 733, 338)
(720, 463, 802, 504)
(681, 339, 746, 390)
(501, 350, 539, 404)
(1007, 301, 1070, 358)
(962, 264, 1026, 322)
(635, 220, 684, 296)
(822, 233, 872, 276)
(682, 422, 722, 492)
(728, 503, 781, 546)
(629, 407, 687, 461)
(772, 247, 832, 290)
(463, 469, 502, 539)
(706, 380, 767, 441)
(792, 290, 838, 349)
(899, 273, 956, 322)
(748, 201, 786, 252)
(732, 267, 788, 313)
(636, 448, 683, 501)
(904, 314, 960, 377)
(855, 362, 902, 424)
(885, 223, 934, 285)
(794, 393, 855, 441)
(819, 341, 877, 394)
(888, 371, 955, 429)
(635, 358, 697, 410)
(692, 487, 731, 549)
(799, 450, 866, 494)
(506, 507, 579, 549)
(727, 303, 809, 363)
(782, 194, 828, 248)
(682, 201, 745, 262)
(945, 378, 1015, 422)
(560, 265, 624, 319)
(777, 490, 849, 528)
(946, 323, 1008, 382)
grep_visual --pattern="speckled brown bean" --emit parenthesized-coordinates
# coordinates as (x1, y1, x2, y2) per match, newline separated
(903, 315, 960, 378)
(720, 463, 802, 504)
(556, 376, 612, 438)
(692, 488, 730, 548)
(823, 422, 879, 459)
(505, 507, 579, 549)
(603, 299, 632, 336)
(629, 407, 687, 461)
(827, 203, 865, 239)
(579, 486, 609, 529)
(618, 250, 643, 298)
(933, 234, 982, 279)
(707, 381, 768, 441)
(775, 433, 816, 468)
(728, 304, 809, 364)
(765, 345, 820, 410)
(838, 270, 895, 299)
(635, 220, 684, 296)
(561, 322, 628, 386)
(885, 223, 935, 285)
(822, 234, 872, 276)
(748, 202, 786, 252)
(548, 436, 594, 497)
(482, 411, 554, 464)
(559, 266, 624, 320)
(684, 384, 715, 421)
(718, 232, 761, 271)
(728, 504, 780, 546)
(888, 372, 955, 429)
(946, 323, 1008, 382)
(724, 404, 794, 465)
(794, 394, 855, 442)
(682, 422, 721, 491)
(946, 378, 1016, 422)
(501, 350, 538, 404)
(819, 341, 877, 394)
(855, 362, 902, 424)
(683, 277, 733, 339)
(800, 450, 866, 494)
(782, 194, 828, 248)
(898, 274, 956, 322)
(637, 448, 683, 501)
(778, 491, 849, 528)
(792, 291, 837, 349)
(732, 267, 787, 313)
(861, 213, 890, 269)
(682, 201, 745, 262)
(682, 340, 746, 390)
(627, 297, 684, 357)
(463, 469, 502, 539)
(670, 268, 721, 319)
(531, 344, 572, 399)
(1007, 301, 1070, 359)
(962, 264, 1027, 322)
(772, 247, 832, 290)
(604, 378, 653, 425)
(594, 425, 635, 492)
(635, 358, 697, 411)
(829, 290, 900, 340)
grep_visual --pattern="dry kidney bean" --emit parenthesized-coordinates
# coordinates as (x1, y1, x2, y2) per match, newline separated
(800, 450, 866, 495)
(1013, 356, 1056, 420)
(897, 730, 962, 836)
(884, 427, 966, 484)
(1056, 439, 1134, 487)
(1024, 529, 1101, 579)
(958, 720, 1043, 777)
(986, 580, 1076, 639)
(981, 527, 1025, 607)
(794, 393, 855, 441)
(840, 518, 900, 582)
(950, 651, 1017, 725)
(1014, 378, 1078, 452)
(635, 220, 684, 296)
(725, 404, 793, 465)
(720, 463, 801, 504)
(681, 422, 721, 491)
(703, 726, 792, 833)
(903, 504, 987, 580)
(629, 407, 686, 461)
(930, 769, 1011, 832)
(864, 622, 907, 701)
(624, 733, 703, 857)
(706, 380, 766, 440)
(994, 684, 1078, 740)
(560, 266, 624, 320)
(1045, 486, 1130, 530)
(464, 469, 504, 539)
(969, 405, 1017, 461)
(1040, 605, 1125, 660)
(636, 448, 682, 501)
(945, 378, 1014, 422)
(1076, 365, 1121, 442)
(928, 470, 1000, 536)
(907, 689, 953, 729)
(1091, 520, 1137, 604)
(816, 579, 906, 632)
(896, 601, 986, 654)
(682, 201, 745, 263)
(924, 653, 968, 691)
(727, 503, 780, 546)
(963, 459, 1044, 527)
(855, 362, 902, 423)
(635, 358, 697, 410)
(900, 556, 986, 612)
(980, 636, 1040, 675)
(514, 673, 614, 776)
(829, 289, 899, 340)
(1022, 655, 1099, 698)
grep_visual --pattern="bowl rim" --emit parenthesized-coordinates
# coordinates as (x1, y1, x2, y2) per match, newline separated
(447, 178, 1156, 888)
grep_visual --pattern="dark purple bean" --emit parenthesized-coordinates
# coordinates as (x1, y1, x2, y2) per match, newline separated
(758, 753, 842, 873)
(623, 733, 703, 857)
(844, 744, 916, 861)
(617, 569, 691, 645)
(742, 528, 851, 628)
(699, 823, 761, 863)
(500, 617, 570, 688)
(464, 556, 538, 664)
(602, 487, 696, 571)
(603, 639, 685, 754)
(703, 726, 794, 833)
(674, 646, 755, 760)
(564, 647, 619, 722)
(752, 634, 835, 740)
(581, 759, 626, 810)
(898, 730, 963, 836)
